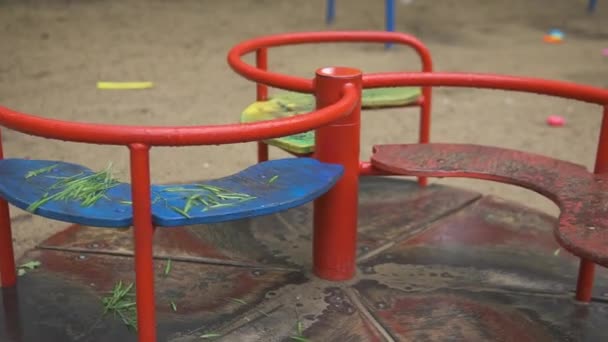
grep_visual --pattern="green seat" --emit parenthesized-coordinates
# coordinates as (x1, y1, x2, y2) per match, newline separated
(240, 87, 422, 154)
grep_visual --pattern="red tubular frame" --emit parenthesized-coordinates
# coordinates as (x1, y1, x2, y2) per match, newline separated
(0, 30, 606, 342)
(313, 68, 362, 280)
(129, 144, 156, 340)
(0, 198, 14, 287)
(0, 128, 16, 287)
(256, 48, 270, 163)
(0, 69, 358, 341)
(0, 91, 357, 146)
(363, 72, 608, 104)
(594, 106, 608, 172)
(576, 104, 608, 302)
(362, 72, 608, 302)
(233, 41, 608, 296)
(236, 31, 433, 185)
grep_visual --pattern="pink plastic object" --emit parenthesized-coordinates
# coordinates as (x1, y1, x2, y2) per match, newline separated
(547, 115, 566, 127)
(602, 48, 608, 56)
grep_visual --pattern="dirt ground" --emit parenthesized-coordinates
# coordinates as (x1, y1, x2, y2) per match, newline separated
(0, 0, 606, 259)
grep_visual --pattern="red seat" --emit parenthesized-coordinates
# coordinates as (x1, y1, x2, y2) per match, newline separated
(372, 143, 608, 267)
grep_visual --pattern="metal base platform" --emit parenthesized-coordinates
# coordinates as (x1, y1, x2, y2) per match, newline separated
(1, 177, 607, 341)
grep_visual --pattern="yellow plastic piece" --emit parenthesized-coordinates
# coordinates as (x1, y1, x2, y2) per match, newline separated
(97, 82, 154, 90)
(241, 87, 422, 154)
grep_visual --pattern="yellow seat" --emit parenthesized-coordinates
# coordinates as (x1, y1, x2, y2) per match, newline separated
(240, 87, 421, 154)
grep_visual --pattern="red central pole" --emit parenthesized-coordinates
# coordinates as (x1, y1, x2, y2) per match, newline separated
(129, 143, 157, 342)
(313, 66, 362, 281)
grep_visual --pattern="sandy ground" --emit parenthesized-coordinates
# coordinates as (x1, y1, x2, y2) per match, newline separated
(0, 0, 606, 259)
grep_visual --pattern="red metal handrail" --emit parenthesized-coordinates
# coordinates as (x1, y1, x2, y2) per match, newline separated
(0, 71, 359, 342)
(228, 30, 434, 187)
(363, 70, 608, 304)
(0, 29, 606, 340)
(364, 72, 608, 104)
(0, 84, 358, 146)
(227, 30, 433, 93)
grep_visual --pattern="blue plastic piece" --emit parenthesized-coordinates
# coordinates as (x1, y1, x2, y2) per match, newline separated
(326, 0, 336, 24)
(0, 158, 343, 228)
(385, 0, 395, 49)
(151, 158, 343, 227)
(0, 159, 133, 227)
(548, 29, 564, 39)
(588, 0, 597, 13)
(326, 0, 396, 48)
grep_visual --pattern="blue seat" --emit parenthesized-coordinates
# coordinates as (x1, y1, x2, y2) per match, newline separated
(0, 158, 343, 228)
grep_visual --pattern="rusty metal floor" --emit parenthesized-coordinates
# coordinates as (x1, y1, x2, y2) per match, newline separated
(1, 177, 607, 342)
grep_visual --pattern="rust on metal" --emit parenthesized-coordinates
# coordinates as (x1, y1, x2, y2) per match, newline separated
(372, 143, 608, 267)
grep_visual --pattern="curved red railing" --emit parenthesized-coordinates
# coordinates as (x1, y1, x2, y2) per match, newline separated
(364, 72, 608, 104)
(0, 29, 606, 341)
(363, 71, 608, 172)
(228, 31, 433, 92)
(0, 70, 359, 342)
(0, 85, 358, 146)
(228, 30, 434, 183)
(362, 70, 608, 305)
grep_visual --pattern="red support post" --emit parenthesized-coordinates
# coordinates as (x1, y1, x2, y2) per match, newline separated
(256, 48, 268, 102)
(0, 198, 15, 288)
(415, 48, 432, 188)
(418, 86, 432, 187)
(593, 105, 608, 174)
(129, 143, 157, 342)
(576, 104, 608, 302)
(575, 259, 595, 302)
(0, 128, 16, 288)
(313, 66, 362, 281)
(257, 142, 269, 163)
(256, 48, 270, 163)
(2, 287, 23, 340)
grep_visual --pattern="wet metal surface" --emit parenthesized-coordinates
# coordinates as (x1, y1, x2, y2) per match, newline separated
(1, 177, 608, 341)
(371, 143, 608, 267)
